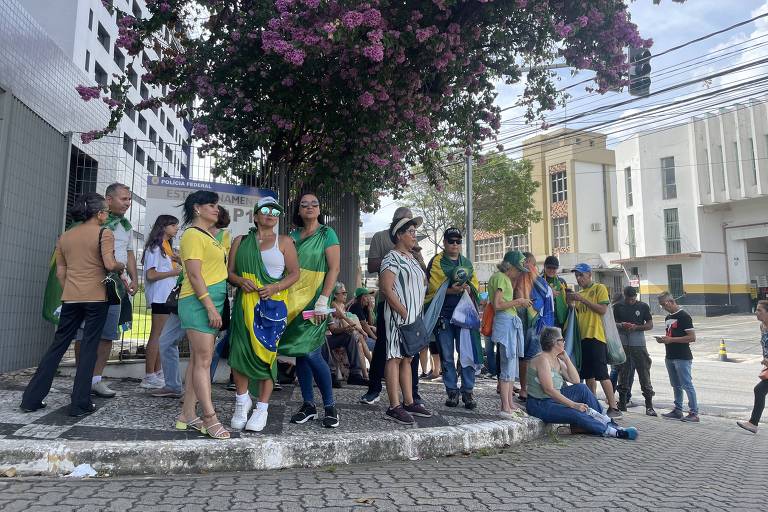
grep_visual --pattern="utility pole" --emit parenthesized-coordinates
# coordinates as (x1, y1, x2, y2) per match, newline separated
(465, 153, 474, 262)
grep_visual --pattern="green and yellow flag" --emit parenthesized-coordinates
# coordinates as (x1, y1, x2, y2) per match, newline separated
(228, 229, 287, 382)
(278, 225, 334, 357)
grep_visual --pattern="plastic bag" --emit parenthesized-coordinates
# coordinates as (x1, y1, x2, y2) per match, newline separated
(451, 291, 480, 329)
(603, 310, 626, 365)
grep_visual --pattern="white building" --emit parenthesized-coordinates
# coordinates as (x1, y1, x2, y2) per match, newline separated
(24, 0, 192, 181)
(614, 99, 768, 315)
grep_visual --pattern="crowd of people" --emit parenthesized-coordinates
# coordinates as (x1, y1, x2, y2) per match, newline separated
(21, 183, 768, 440)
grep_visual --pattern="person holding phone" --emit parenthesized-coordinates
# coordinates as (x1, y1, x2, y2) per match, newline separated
(526, 327, 638, 439)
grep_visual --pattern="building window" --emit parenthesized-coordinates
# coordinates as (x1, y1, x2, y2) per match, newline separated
(140, 84, 149, 100)
(551, 171, 567, 203)
(166, 119, 175, 137)
(630, 266, 639, 277)
(507, 232, 529, 252)
(661, 157, 677, 199)
(135, 145, 145, 165)
(157, 165, 163, 176)
(123, 134, 134, 156)
(127, 66, 138, 88)
(552, 217, 569, 251)
(149, 127, 157, 144)
(132, 1, 142, 19)
(474, 236, 505, 263)
(113, 48, 125, 71)
(733, 142, 742, 189)
(667, 264, 684, 299)
(124, 100, 135, 122)
(750, 138, 758, 185)
(160, 110, 166, 124)
(627, 214, 636, 259)
(625, 166, 633, 207)
(138, 114, 147, 134)
(165, 146, 173, 162)
(88, 10, 94, 30)
(84, 50, 90, 71)
(159, 138, 165, 153)
(664, 208, 681, 254)
(94, 62, 108, 87)
(719, 145, 726, 191)
(97, 22, 110, 51)
(147, 156, 155, 175)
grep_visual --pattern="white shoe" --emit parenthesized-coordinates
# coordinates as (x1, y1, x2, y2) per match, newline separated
(245, 408, 268, 432)
(231, 396, 252, 430)
(139, 374, 164, 389)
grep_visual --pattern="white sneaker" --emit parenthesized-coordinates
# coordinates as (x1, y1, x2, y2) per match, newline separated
(91, 381, 116, 398)
(231, 396, 252, 430)
(245, 408, 268, 432)
(139, 374, 164, 389)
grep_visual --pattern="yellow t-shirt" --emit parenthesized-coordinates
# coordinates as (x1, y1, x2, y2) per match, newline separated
(575, 282, 610, 343)
(179, 227, 228, 299)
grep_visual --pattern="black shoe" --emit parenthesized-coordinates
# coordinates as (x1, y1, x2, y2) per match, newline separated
(331, 377, 343, 389)
(347, 374, 369, 386)
(69, 403, 97, 417)
(445, 390, 460, 407)
(290, 402, 318, 424)
(462, 392, 477, 410)
(273, 382, 283, 391)
(20, 401, 47, 413)
(225, 382, 237, 391)
(322, 406, 340, 428)
(617, 400, 628, 412)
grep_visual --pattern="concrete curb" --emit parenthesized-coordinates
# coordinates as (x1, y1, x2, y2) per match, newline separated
(0, 417, 549, 477)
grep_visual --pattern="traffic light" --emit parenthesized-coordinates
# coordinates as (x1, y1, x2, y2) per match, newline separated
(628, 47, 651, 97)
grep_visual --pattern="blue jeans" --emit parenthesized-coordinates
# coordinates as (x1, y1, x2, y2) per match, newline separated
(296, 346, 335, 408)
(484, 336, 497, 376)
(437, 322, 475, 393)
(158, 313, 184, 393)
(526, 383, 608, 435)
(665, 358, 698, 414)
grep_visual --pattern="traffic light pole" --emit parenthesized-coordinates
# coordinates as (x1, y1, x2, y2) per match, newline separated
(465, 153, 474, 261)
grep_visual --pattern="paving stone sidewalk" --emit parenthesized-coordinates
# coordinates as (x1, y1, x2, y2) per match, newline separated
(0, 368, 515, 441)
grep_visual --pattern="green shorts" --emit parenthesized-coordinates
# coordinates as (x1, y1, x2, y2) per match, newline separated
(178, 281, 227, 335)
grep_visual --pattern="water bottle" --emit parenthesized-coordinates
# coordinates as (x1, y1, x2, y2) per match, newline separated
(585, 407, 611, 425)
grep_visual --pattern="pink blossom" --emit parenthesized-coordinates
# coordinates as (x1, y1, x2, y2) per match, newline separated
(192, 122, 208, 137)
(102, 97, 121, 109)
(362, 8, 382, 27)
(275, 0, 293, 13)
(554, 21, 573, 38)
(359, 92, 375, 108)
(76, 85, 101, 101)
(363, 44, 384, 62)
(80, 130, 101, 144)
(159, 2, 170, 13)
(342, 11, 364, 29)
(515, 0, 527, 7)
(243, 103, 254, 112)
(303, 0, 320, 8)
(576, 16, 589, 28)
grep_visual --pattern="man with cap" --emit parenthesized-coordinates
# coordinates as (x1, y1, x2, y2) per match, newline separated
(613, 286, 656, 416)
(424, 228, 481, 409)
(542, 256, 568, 330)
(360, 207, 426, 405)
(566, 263, 623, 419)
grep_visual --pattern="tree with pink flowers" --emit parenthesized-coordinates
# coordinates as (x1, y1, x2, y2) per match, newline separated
(80, 0, 650, 210)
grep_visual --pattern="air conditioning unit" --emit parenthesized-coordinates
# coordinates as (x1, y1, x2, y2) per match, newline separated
(590, 222, 602, 232)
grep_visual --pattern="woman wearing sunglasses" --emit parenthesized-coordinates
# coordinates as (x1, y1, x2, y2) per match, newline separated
(227, 197, 299, 432)
(279, 192, 342, 428)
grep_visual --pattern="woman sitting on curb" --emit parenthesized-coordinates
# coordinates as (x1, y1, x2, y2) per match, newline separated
(526, 326, 638, 440)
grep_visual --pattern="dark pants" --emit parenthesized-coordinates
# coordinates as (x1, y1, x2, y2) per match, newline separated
(617, 345, 654, 406)
(365, 300, 420, 400)
(22, 302, 109, 414)
(750, 379, 768, 425)
(324, 332, 363, 376)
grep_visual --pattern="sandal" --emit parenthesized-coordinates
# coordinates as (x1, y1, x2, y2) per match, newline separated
(175, 416, 207, 434)
(202, 413, 231, 440)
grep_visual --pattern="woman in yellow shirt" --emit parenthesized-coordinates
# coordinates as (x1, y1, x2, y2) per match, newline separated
(176, 190, 230, 440)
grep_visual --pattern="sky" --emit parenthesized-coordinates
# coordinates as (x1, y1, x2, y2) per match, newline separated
(361, 0, 768, 235)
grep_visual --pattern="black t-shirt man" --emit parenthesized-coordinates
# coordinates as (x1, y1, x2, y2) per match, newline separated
(613, 300, 652, 347)
(664, 309, 694, 360)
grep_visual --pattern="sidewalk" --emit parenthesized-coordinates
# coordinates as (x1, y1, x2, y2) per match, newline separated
(0, 369, 546, 477)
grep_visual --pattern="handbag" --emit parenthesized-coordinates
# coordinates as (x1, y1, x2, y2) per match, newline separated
(480, 302, 495, 336)
(603, 310, 626, 365)
(398, 315, 429, 357)
(98, 228, 125, 306)
(759, 367, 768, 381)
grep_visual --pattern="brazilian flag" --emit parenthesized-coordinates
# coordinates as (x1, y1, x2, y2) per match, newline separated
(278, 225, 335, 357)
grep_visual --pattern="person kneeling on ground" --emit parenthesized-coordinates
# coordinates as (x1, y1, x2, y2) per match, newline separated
(526, 327, 638, 440)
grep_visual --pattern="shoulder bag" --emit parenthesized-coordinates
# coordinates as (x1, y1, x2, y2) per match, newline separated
(399, 314, 429, 357)
(98, 228, 125, 306)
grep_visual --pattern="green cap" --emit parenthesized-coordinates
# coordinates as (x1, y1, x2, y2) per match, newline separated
(354, 287, 373, 298)
(502, 250, 529, 272)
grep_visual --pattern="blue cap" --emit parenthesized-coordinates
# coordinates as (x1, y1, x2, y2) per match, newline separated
(572, 263, 592, 274)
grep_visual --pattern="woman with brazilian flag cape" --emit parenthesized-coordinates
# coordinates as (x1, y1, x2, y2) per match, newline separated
(423, 252, 484, 370)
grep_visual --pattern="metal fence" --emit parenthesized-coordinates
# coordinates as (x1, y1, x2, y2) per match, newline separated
(69, 133, 360, 363)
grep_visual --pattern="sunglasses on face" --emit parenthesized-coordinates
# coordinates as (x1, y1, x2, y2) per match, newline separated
(545, 266, 558, 270)
(445, 239, 462, 245)
(300, 201, 320, 208)
(258, 207, 281, 217)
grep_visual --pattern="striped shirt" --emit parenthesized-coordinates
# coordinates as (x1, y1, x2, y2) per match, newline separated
(381, 250, 426, 359)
